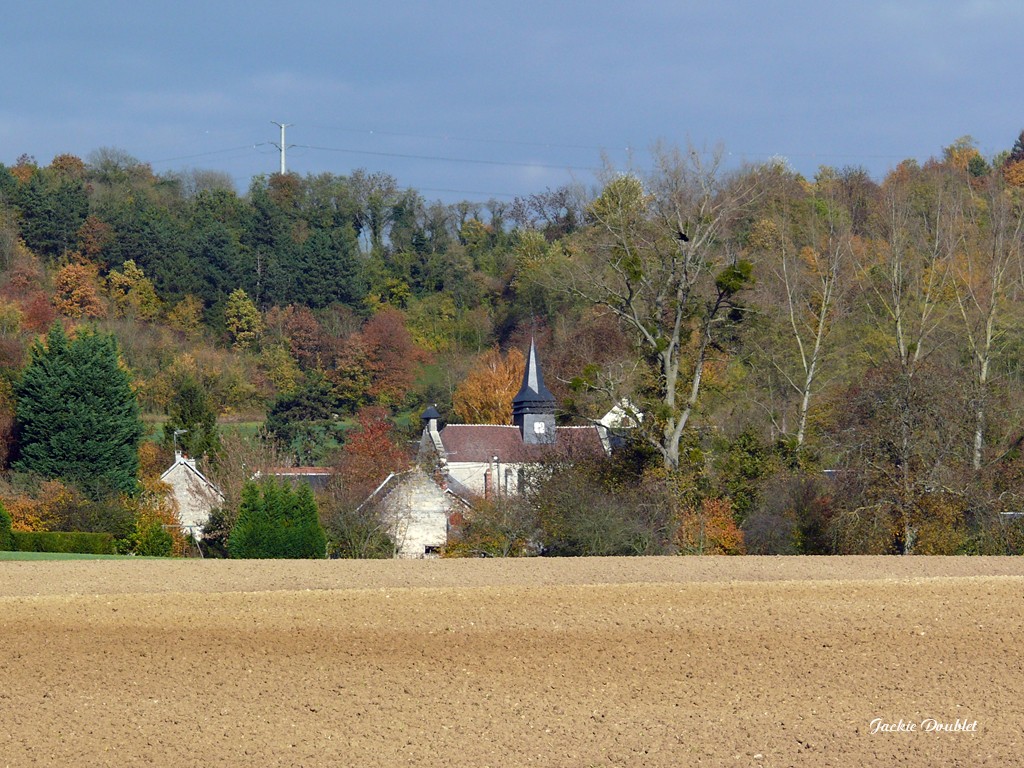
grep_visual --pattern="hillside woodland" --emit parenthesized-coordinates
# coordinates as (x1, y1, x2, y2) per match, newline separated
(2, 133, 1024, 556)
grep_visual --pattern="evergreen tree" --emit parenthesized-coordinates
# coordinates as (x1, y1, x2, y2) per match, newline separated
(227, 477, 326, 559)
(287, 482, 327, 558)
(14, 323, 143, 498)
(162, 375, 220, 460)
(14, 172, 89, 261)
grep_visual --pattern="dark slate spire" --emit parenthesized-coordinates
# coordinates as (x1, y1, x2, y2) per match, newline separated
(512, 338, 556, 444)
(513, 338, 555, 408)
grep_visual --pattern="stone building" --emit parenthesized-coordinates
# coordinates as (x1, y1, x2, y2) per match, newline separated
(361, 468, 471, 558)
(161, 452, 224, 540)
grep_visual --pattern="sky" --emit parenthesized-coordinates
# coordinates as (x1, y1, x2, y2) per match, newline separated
(2, 1, 1022, 204)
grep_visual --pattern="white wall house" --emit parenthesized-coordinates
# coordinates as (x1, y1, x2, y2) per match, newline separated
(161, 453, 224, 540)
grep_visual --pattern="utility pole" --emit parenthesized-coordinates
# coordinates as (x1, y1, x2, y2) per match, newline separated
(271, 121, 293, 174)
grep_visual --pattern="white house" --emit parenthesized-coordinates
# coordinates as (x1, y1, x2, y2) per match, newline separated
(361, 468, 471, 558)
(160, 452, 224, 540)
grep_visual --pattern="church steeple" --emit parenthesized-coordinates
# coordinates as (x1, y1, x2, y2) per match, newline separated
(512, 338, 556, 444)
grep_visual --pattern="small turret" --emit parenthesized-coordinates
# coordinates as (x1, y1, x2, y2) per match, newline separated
(420, 404, 441, 432)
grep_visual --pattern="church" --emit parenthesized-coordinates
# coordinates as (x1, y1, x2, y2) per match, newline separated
(419, 338, 611, 499)
(371, 339, 613, 558)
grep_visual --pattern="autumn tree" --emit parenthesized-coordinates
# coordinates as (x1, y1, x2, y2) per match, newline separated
(748, 170, 853, 450)
(847, 159, 967, 551)
(360, 308, 428, 406)
(223, 288, 262, 349)
(333, 406, 409, 501)
(106, 259, 160, 321)
(166, 295, 205, 339)
(676, 497, 745, 555)
(77, 215, 113, 261)
(282, 304, 325, 369)
(52, 260, 105, 318)
(1002, 130, 1024, 187)
(951, 176, 1024, 470)
(452, 346, 525, 424)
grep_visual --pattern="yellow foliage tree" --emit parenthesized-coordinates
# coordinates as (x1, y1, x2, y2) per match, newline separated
(106, 259, 160, 321)
(1003, 159, 1024, 188)
(452, 347, 526, 424)
(166, 295, 205, 339)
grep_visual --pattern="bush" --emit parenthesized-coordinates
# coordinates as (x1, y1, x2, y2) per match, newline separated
(320, 497, 395, 559)
(11, 530, 117, 555)
(135, 519, 174, 557)
(0, 501, 12, 551)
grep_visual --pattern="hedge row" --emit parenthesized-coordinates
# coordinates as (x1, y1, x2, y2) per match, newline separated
(10, 530, 118, 555)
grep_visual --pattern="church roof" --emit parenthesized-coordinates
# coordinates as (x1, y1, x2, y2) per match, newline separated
(512, 338, 555, 407)
(437, 424, 605, 463)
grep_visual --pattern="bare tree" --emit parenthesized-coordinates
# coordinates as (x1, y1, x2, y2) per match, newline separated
(752, 178, 852, 450)
(953, 178, 1024, 469)
(552, 145, 764, 469)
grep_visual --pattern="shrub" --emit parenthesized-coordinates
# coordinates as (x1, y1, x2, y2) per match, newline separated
(11, 530, 117, 554)
(0, 501, 12, 551)
(134, 519, 174, 557)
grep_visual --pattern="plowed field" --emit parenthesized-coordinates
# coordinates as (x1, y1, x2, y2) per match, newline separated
(2, 557, 1021, 767)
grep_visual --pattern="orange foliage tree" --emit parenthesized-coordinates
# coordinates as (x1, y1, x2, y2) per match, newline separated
(130, 442, 190, 556)
(52, 260, 105, 318)
(676, 497, 745, 555)
(452, 346, 526, 424)
(360, 308, 428, 406)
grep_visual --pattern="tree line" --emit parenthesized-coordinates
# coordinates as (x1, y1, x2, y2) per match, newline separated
(0, 132, 1023, 556)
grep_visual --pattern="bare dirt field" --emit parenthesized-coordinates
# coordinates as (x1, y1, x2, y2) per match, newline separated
(1, 556, 1022, 767)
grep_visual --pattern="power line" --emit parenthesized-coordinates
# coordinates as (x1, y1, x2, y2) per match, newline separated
(151, 144, 268, 165)
(294, 143, 602, 173)
(305, 123, 625, 154)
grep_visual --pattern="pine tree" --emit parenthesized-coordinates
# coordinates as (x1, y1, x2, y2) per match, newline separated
(227, 478, 326, 558)
(14, 323, 143, 498)
(162, 375, 220, 460)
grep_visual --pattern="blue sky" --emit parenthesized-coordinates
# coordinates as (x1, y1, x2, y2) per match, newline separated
(3, 1, 1022, 202)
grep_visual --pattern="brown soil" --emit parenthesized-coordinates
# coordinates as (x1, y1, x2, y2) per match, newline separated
(1, 556, 1021, 767)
